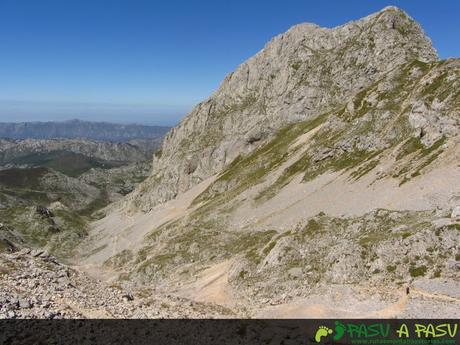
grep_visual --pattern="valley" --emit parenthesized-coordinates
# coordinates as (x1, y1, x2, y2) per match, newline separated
(0, 134, 161, 260)
(1, 6, 459, 319)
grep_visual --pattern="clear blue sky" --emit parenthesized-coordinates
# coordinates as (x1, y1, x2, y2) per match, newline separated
(0, 0, 458, 126)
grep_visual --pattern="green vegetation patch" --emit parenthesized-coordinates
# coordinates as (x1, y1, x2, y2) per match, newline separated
(421, 72, 449, 102)
(9, 151, 123, 177)
(409, 265, 427, 278)
(301, 149, 381, 183)
(237, 230, 277, 264)
(0, 167, 48, 189)
(79, 191, 111, 217)
(300, 219, 324, 237)
(291, 61, 302, 71)
(154, 148, 162, 158)
(396, 137, 424, 160)
(448, 224, 460, 232)
(386, 265, 397, 273)
(0, 206, 88, 258)
(262, 240, 277, 256)
(135, 215, 278, 278)
(104, 249, 134, 269)
(350, 159, 380, 180)
(396, 136, 446, 185)
(396, 136, 445, 161)
(256, 129, 381, 201)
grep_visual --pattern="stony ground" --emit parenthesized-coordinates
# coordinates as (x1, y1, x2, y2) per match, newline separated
(2, 246, 459, 319)
(0, 249, 235, 319)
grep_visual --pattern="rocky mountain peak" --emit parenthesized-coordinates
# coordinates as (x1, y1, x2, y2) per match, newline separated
(3, 6, 459, 321)
(125, 7, 439, 211)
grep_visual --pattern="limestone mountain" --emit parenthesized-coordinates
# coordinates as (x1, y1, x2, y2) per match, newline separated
(127, 6, 437, 211)
(2, 6, 459, 318)
(76, 6, 460, 318)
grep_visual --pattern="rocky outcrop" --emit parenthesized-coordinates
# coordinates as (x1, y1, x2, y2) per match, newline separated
(127, 6, 438, 211)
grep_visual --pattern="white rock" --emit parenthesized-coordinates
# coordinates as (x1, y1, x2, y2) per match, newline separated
(451, 206, 460, 219)
(287, 267, 303, 279)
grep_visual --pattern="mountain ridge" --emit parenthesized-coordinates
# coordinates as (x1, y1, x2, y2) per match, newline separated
(0, 119, 170, 142)
(74, 6, 460, 317)
(0, 138, 152, 166)
(1, 6, 459, 318)
(125, 6, 438, 212)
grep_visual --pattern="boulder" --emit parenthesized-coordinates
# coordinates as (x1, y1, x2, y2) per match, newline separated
(287, 267, 303, 279)
(451, 206, 460, 219)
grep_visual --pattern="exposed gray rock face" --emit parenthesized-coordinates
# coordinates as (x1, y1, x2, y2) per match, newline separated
(452, 206, 460, 219)
(76, 7, 460, 318)
(127, 6, 438, 211)
(408, 101, 459, 146)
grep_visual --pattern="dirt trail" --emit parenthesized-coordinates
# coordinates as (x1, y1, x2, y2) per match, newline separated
(411, 287, 460, 303)
(255, 285, 460, 318)
(256, 302, 354, 318)
(370, 291, 409, 318)
(370, 286, 460, 317)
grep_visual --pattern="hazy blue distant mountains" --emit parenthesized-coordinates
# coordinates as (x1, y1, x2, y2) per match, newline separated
(0, 119, 171, 142)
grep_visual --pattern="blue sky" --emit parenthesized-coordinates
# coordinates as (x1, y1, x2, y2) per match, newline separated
(0, 0, 458, 126)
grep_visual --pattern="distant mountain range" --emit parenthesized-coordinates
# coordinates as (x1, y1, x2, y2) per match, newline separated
(0, 119, 170, 142)
(2, 7, 459, 319)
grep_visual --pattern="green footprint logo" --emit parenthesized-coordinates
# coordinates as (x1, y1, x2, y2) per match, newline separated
(333, 321, 346, 341)
(315, 326, 333, 343)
